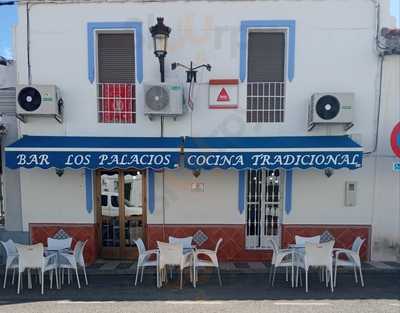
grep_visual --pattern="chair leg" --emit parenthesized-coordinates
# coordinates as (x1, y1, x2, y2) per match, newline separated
(41, 271, 44, 295)
(269, 265, 274, 284)
(285, 267, 288, 282)
(305, 270, 309, 293)
(330, 269, 334, 293)
(83, 266, 88, 285)
(61, 268, 64, 285)
(271, 267, 277, 286)
(193, 267, 197, 288)
(68, 269, 71, 285)
(180, 269, 183, 289)
(54, 269, 60, 289)
(50, 270, 53, 289)
(325, 268, 328, 287)
(12, 268, 16, 285)
(217, 267, 222, 287)
(17, 271, 21, 294)
(299, 268, 303, 287)
(135, 264, 140, 286)
(140, 266, 145, 283)
(334, 262, 338, 287)
(353, 265, 358, 284)
(320, 267, 324, 282)
(75, 268, 81, 289)
(3, 268, 7, 288)
(358, 266, 365, 287)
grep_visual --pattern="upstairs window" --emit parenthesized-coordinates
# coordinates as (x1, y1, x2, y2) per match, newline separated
(97, 33, 136, 123)
(247, 32, 285, 123)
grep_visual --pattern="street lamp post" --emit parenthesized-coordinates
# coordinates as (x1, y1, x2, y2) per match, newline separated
(150, 17, 171, 83)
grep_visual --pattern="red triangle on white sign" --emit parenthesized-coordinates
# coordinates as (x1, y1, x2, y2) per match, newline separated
(217, 88, 230, 102)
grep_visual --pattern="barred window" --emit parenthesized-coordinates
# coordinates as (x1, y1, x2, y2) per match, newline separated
(247, 32, 285, 123)
(97, 33, 136, 123)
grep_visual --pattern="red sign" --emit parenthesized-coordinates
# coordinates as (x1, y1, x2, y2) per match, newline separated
(390, 122, 400, 158)
(217, 88, 230, 102)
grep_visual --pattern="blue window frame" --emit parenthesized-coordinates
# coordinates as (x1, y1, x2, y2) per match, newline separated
(87, 22, 143, 84)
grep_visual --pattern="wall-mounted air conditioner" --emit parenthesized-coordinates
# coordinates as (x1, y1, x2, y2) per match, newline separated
(144, 83, 184, 119)
(308, 93, 354, 131)
(16, 84, 63, 123)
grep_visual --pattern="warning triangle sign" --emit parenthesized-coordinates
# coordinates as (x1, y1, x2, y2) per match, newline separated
(217, 88, 230, 102)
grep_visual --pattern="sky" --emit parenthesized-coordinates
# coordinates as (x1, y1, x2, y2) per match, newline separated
(0, 0, 399, 59)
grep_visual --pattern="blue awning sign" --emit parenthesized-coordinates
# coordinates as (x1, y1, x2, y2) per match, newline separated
(5, 136, 182, 170)
(184, 136, 363, 170)
(5, 135, 363, 171)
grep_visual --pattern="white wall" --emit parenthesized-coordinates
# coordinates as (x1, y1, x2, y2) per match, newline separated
(15, 0, 378, 147)
(286, 165, 375, 225)
(149, 168, 242, 224)
(20, 169, 93, 231)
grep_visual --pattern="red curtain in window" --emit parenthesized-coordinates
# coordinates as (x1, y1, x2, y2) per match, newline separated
(100, 83, 134, 123)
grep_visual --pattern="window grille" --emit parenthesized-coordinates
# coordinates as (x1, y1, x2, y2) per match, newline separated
(246, 82, 285, 123)
(245, 169, 283, 249)
(97, 83, 136, 123)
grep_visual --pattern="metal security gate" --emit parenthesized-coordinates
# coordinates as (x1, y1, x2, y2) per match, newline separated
(245, 169, 284, 249)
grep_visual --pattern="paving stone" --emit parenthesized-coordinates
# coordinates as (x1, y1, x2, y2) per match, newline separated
(234, 262, 250, 269)
(382, 261, 400, 268)
(88, 262, 105, 269)
(116, 262, 133, 270)
(248, 262, 267, 270)
(366, 261, 394, 269)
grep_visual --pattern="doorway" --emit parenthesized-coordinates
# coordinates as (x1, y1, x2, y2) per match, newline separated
(245, 169, 284, 249)
(95, 169, 146, 259)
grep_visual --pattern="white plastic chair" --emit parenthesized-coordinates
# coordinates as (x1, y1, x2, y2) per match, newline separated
(334, 237, 365, 287)
(134, 238, 159, 286)
(296, 241, 335, 293)
(47, 237, 72, 251)
(168, 236, 193, 249)
(1, 239, 19, 288)
(193, 238, 223, 287)
(157, 241, 193, 289)
(269, 239, 301, 287)
(168, 236, 193, 278)
(295, 235, 321, 245)
(58, 240, 89, 288)
(15, 243, 58, 294)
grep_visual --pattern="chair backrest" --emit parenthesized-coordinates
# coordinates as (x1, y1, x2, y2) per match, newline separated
(295, 235, 321, 245)
(74, 240, 87, 266)
(157, 241, 183, 267)
(134, 238, 146, 255)
(15, 243, 44, 270)
(215, 238, 223, 253)
(351, 237, 365, 254)
(47, 237, 72, 251)
(0, 239, 18, 256)
(304, 240, 335, 268)
(168, 236, 193, 249)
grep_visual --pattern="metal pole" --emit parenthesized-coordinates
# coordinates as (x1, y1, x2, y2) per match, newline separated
(159, 56, 165, 83)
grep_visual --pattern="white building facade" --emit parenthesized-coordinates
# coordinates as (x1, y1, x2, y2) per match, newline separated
(4, 0, 399, 264)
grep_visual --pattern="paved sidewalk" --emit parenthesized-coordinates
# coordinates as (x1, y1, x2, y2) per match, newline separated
(85, 259, 400, 275)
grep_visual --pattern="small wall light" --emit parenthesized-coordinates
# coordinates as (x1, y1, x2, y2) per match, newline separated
(192, 169, 201, 178)
(56, 169, 64, 177)
(324, 169, 334, 178)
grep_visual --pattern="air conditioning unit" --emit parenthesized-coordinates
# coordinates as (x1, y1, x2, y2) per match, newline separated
(144, 83, 184, 119)
(308, 93, 354, 131)
(16, 84, 63, 123)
